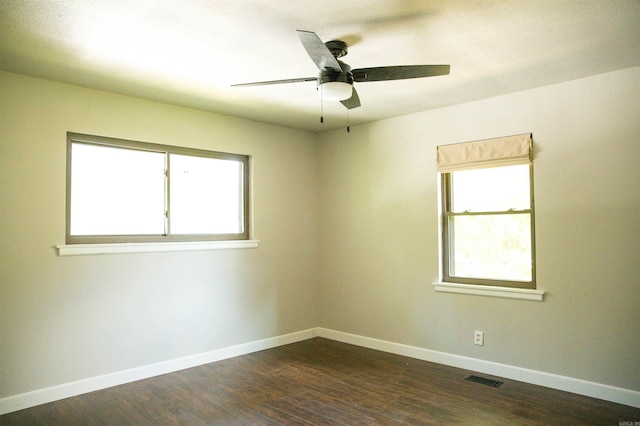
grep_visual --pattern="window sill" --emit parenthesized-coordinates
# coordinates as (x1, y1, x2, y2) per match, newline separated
(56, 240, 260, 256)
(433, 282, 544, 301)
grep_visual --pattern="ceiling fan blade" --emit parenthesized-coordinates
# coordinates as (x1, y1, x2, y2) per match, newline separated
(352, 65, 450, 82)
(297, 30, 343, 73)
(340, 87, 361, 109)
(232, 77, 317, 87)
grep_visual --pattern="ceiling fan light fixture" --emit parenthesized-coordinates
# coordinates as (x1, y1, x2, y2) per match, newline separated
(320, 81, 352, 101)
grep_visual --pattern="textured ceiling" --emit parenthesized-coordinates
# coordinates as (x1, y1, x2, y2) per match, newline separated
(2, 0, 640, 132)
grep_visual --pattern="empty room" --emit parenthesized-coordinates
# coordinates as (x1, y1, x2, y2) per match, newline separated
(1, 0, 639, 424)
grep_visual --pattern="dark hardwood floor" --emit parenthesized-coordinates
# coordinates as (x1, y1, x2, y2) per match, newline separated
(2, 338, 639, 425)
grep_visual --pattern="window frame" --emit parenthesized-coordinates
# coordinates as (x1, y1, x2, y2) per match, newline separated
(440, 163, 537, 289)
(66, 132, 250, 245)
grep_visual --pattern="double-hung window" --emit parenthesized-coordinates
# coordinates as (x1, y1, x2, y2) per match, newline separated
(66, 132, 249, 244)
(437, 133, 535, 289)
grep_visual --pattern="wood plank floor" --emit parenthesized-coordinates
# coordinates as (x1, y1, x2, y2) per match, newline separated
(2, 337, 639, 425)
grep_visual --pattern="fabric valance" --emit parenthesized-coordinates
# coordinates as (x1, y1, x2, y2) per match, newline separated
(436, 133, 532, 173)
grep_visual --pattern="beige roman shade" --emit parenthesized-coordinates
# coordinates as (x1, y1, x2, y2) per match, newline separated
(436, 133, 532, 173)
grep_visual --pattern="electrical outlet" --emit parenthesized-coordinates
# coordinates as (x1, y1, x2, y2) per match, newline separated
(474, 331, 484, 346)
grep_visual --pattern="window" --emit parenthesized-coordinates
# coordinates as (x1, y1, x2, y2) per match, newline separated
(437, 134, 535, 289)
(66, 132, 249, 244)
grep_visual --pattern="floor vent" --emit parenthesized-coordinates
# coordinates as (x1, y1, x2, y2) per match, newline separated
(465, 375, 503, 387)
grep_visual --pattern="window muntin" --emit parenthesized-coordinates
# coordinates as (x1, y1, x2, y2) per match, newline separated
(66, 133, 249, 244)
(441, 164, 535, 289)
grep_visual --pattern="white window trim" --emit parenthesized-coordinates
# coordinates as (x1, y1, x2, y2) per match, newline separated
(433, 281, 544, 301)
(56, 240, 260, 256)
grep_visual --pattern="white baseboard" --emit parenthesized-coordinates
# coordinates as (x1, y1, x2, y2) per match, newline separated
(3, 327, 638, 415)
(0, 328, 317, 416)
(315, 328, 640, 409)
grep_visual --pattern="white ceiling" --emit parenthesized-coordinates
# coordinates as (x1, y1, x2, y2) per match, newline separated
(2, 0, 640, 132)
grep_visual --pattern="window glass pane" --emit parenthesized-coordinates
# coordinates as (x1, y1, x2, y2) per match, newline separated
(169, 154, 243, 234)
(451, 164, 530, 212)
(449, 214, 532, 282)
(70, 143, 165, 236)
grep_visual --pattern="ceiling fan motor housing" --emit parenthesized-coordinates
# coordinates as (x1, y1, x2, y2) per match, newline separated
(319, 60, 353, 84)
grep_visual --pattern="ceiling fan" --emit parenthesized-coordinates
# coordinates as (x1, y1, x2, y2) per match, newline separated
(233, 30, 450, 110)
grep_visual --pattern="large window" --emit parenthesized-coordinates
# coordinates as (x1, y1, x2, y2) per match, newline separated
(438, 134, 535, 289)
(66, 132, 249, 244)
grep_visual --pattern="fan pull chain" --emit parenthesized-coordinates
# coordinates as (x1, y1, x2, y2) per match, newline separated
(320, 85, 324, 123)
(346, 110, 350, 133)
